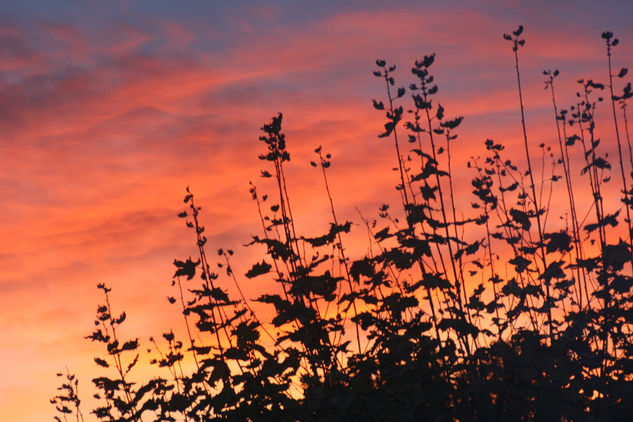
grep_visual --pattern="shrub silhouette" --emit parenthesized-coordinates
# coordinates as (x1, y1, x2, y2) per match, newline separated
(52, 27, 633, 421)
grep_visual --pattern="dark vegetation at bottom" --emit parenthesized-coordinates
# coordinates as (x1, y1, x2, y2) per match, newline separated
(52, 27, 633, 421)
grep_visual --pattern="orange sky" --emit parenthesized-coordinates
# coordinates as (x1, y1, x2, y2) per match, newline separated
(1, 1, 633, 420)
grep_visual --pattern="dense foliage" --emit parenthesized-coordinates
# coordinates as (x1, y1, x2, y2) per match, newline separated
(52, 27, 633, 421)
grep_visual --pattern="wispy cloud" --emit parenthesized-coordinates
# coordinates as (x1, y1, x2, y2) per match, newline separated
(1, 1, 632, 420)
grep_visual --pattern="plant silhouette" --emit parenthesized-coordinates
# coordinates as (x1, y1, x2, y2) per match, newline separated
(53, 27, 633, 421)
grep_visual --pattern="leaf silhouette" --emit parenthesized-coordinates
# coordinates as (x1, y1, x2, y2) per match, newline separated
(245, 260, 272, 278)
(513, 25, 524, 36)
(173, 258, 200, 280)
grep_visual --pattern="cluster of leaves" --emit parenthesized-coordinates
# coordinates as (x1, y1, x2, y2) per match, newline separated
(54, 27, 633, 421)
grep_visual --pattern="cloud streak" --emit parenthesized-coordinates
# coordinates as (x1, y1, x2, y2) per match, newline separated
(1, 1, 632, 420)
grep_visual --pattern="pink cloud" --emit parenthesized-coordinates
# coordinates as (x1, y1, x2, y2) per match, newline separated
(2, 3, 633, 420)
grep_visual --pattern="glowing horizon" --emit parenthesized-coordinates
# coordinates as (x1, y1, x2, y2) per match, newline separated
(1, 1, 633, 420)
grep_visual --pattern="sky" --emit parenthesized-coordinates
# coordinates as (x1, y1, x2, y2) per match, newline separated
(1, 0, 632, 420)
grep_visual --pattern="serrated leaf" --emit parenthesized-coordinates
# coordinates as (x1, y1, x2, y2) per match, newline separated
(245, 260, 272, 278)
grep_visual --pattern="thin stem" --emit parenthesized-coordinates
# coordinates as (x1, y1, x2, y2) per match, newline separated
(512, 41, 553, 339)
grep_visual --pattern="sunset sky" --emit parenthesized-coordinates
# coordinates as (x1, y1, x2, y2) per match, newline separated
(1, 1, 632, 420)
